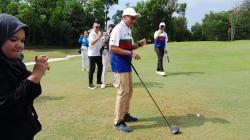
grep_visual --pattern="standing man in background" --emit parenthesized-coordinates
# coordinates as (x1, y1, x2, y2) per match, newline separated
(88, 22, 103, 89)
(109, 7, 146, 132)
(154, 22, 168, 76)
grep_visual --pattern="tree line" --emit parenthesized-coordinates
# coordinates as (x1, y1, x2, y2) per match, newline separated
(1, 0, 249, 47)
(191, 0, 250, 41)
(0, 0, 118, 47)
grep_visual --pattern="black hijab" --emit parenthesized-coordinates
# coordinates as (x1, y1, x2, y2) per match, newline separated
(0, 13, 30, 80)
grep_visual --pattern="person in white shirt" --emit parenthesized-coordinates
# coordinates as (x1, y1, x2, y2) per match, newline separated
(87, 22, 103, 89)
(154, 22, 168, 76)
(109, 7, 147, 132)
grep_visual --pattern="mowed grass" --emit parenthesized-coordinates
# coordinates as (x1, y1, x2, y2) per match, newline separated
(27, 40, 250, 140)
(23, 48, 79, 62)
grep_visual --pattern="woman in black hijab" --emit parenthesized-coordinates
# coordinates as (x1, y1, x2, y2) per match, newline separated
(0, 14, 49, 140)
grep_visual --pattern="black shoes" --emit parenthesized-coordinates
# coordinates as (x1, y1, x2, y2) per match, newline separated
(124, 113, 138, 122)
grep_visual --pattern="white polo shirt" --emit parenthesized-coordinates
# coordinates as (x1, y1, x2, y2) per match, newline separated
(109, 20, 135, 72)
(88, 30, 103, 56)
(109, 20, 134, 47)
(154, 30, 168, 48)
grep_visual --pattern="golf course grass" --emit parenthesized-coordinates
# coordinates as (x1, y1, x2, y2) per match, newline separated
(27, 40, 250, 140)
(23, 48, 79, 62)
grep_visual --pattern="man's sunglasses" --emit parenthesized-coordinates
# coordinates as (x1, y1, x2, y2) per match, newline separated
(128, 16, 137, 20)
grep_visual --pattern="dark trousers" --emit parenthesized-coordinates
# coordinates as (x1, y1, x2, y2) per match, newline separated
(88, 56, 103, 85)
(154, 47, 165, 71)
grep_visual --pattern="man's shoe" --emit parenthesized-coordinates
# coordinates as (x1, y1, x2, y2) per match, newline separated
(114, 121, 132, 132)
(156, 71, 161, 75)
(159, 71, 166, 76)
(124, 113, 138, 122)
(88, 84, 96, 89)
(101, 84, 106, 89)
(113, 84, 119, 88)
(96, 81, 102, 86)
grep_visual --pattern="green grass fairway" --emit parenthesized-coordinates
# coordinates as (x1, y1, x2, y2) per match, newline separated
(29, 41, 250, 140)
(23, 49, 79, 62)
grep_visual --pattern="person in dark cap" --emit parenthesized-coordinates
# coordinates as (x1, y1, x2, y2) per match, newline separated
(0, 13, 50, 140)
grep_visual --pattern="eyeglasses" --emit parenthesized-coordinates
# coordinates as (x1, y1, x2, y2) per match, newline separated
(128, 16, 137, 21)
(95, 26, 100, 29)
(160, 26, 165, 28)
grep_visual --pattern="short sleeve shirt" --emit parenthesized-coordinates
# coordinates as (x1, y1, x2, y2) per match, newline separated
(88, 30, 103, 56)
(154, 30, 168, 48)
(109, 20, 134, 73)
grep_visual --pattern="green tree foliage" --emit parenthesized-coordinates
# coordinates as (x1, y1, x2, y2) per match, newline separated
(112, 10, 122, 25)
(171, 16, 191, 41)
(130, 0, 188, 42)
(0, 0, 11, 12)
(191, 23, 203, 41)
(234, 0, 250, 39)
(191, 0, 250, 41)
(104, 0, 118, 28)
(85, 0, 118, 29)
(2, 0, 249, 45)
(202, 11, 230, 41)
(1, 0, 118, 46)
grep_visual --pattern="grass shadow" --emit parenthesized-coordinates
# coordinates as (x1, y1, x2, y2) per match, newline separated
(132, 114, 229, 130)
(167, 72, 205, 76)
(133, 82, 164, 88)
(35, 95, 65, 103)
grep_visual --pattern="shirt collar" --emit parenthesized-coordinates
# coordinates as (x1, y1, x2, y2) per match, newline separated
(120, 20, 130, 30)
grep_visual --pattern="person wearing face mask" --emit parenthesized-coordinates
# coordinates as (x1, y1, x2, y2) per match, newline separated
(0, 14, 50, 140)
(154, 22, 168, 76)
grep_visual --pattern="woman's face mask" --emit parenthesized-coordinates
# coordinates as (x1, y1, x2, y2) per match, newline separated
(1, 29, 26, 60)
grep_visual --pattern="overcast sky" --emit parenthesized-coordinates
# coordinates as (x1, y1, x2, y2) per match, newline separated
(109, 0, 244, 29)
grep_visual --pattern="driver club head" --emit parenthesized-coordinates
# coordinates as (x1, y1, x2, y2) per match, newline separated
(170, 127, 180, 134)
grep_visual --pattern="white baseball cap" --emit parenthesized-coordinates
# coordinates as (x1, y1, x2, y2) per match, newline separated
(122, 7, 140, 17)
(159, 22, 166, 27)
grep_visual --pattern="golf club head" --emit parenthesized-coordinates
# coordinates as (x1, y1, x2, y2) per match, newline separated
(170, 127, 180, 134)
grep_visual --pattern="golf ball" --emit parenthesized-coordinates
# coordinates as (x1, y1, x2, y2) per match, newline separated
(197, 113, 200, 117)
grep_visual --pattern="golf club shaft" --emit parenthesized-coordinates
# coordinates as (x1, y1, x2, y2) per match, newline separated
(165, 50, 170, 63)
(130, 63, 172, 129)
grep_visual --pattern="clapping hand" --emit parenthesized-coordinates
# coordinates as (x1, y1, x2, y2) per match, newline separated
(35, 55, 50, 71)
(139, 39, 147, 46)
(28, 55, 50, 83)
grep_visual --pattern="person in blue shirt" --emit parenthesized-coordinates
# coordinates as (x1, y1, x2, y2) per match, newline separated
(78, 31, 89, 71)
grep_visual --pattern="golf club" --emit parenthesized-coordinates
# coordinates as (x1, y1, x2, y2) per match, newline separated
(164, 49, 170, 63)
(130, 62, 180, 134)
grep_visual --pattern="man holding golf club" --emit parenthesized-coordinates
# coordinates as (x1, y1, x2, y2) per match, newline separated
(109, 7, 146, 132)
(154, 22, 168, 76)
